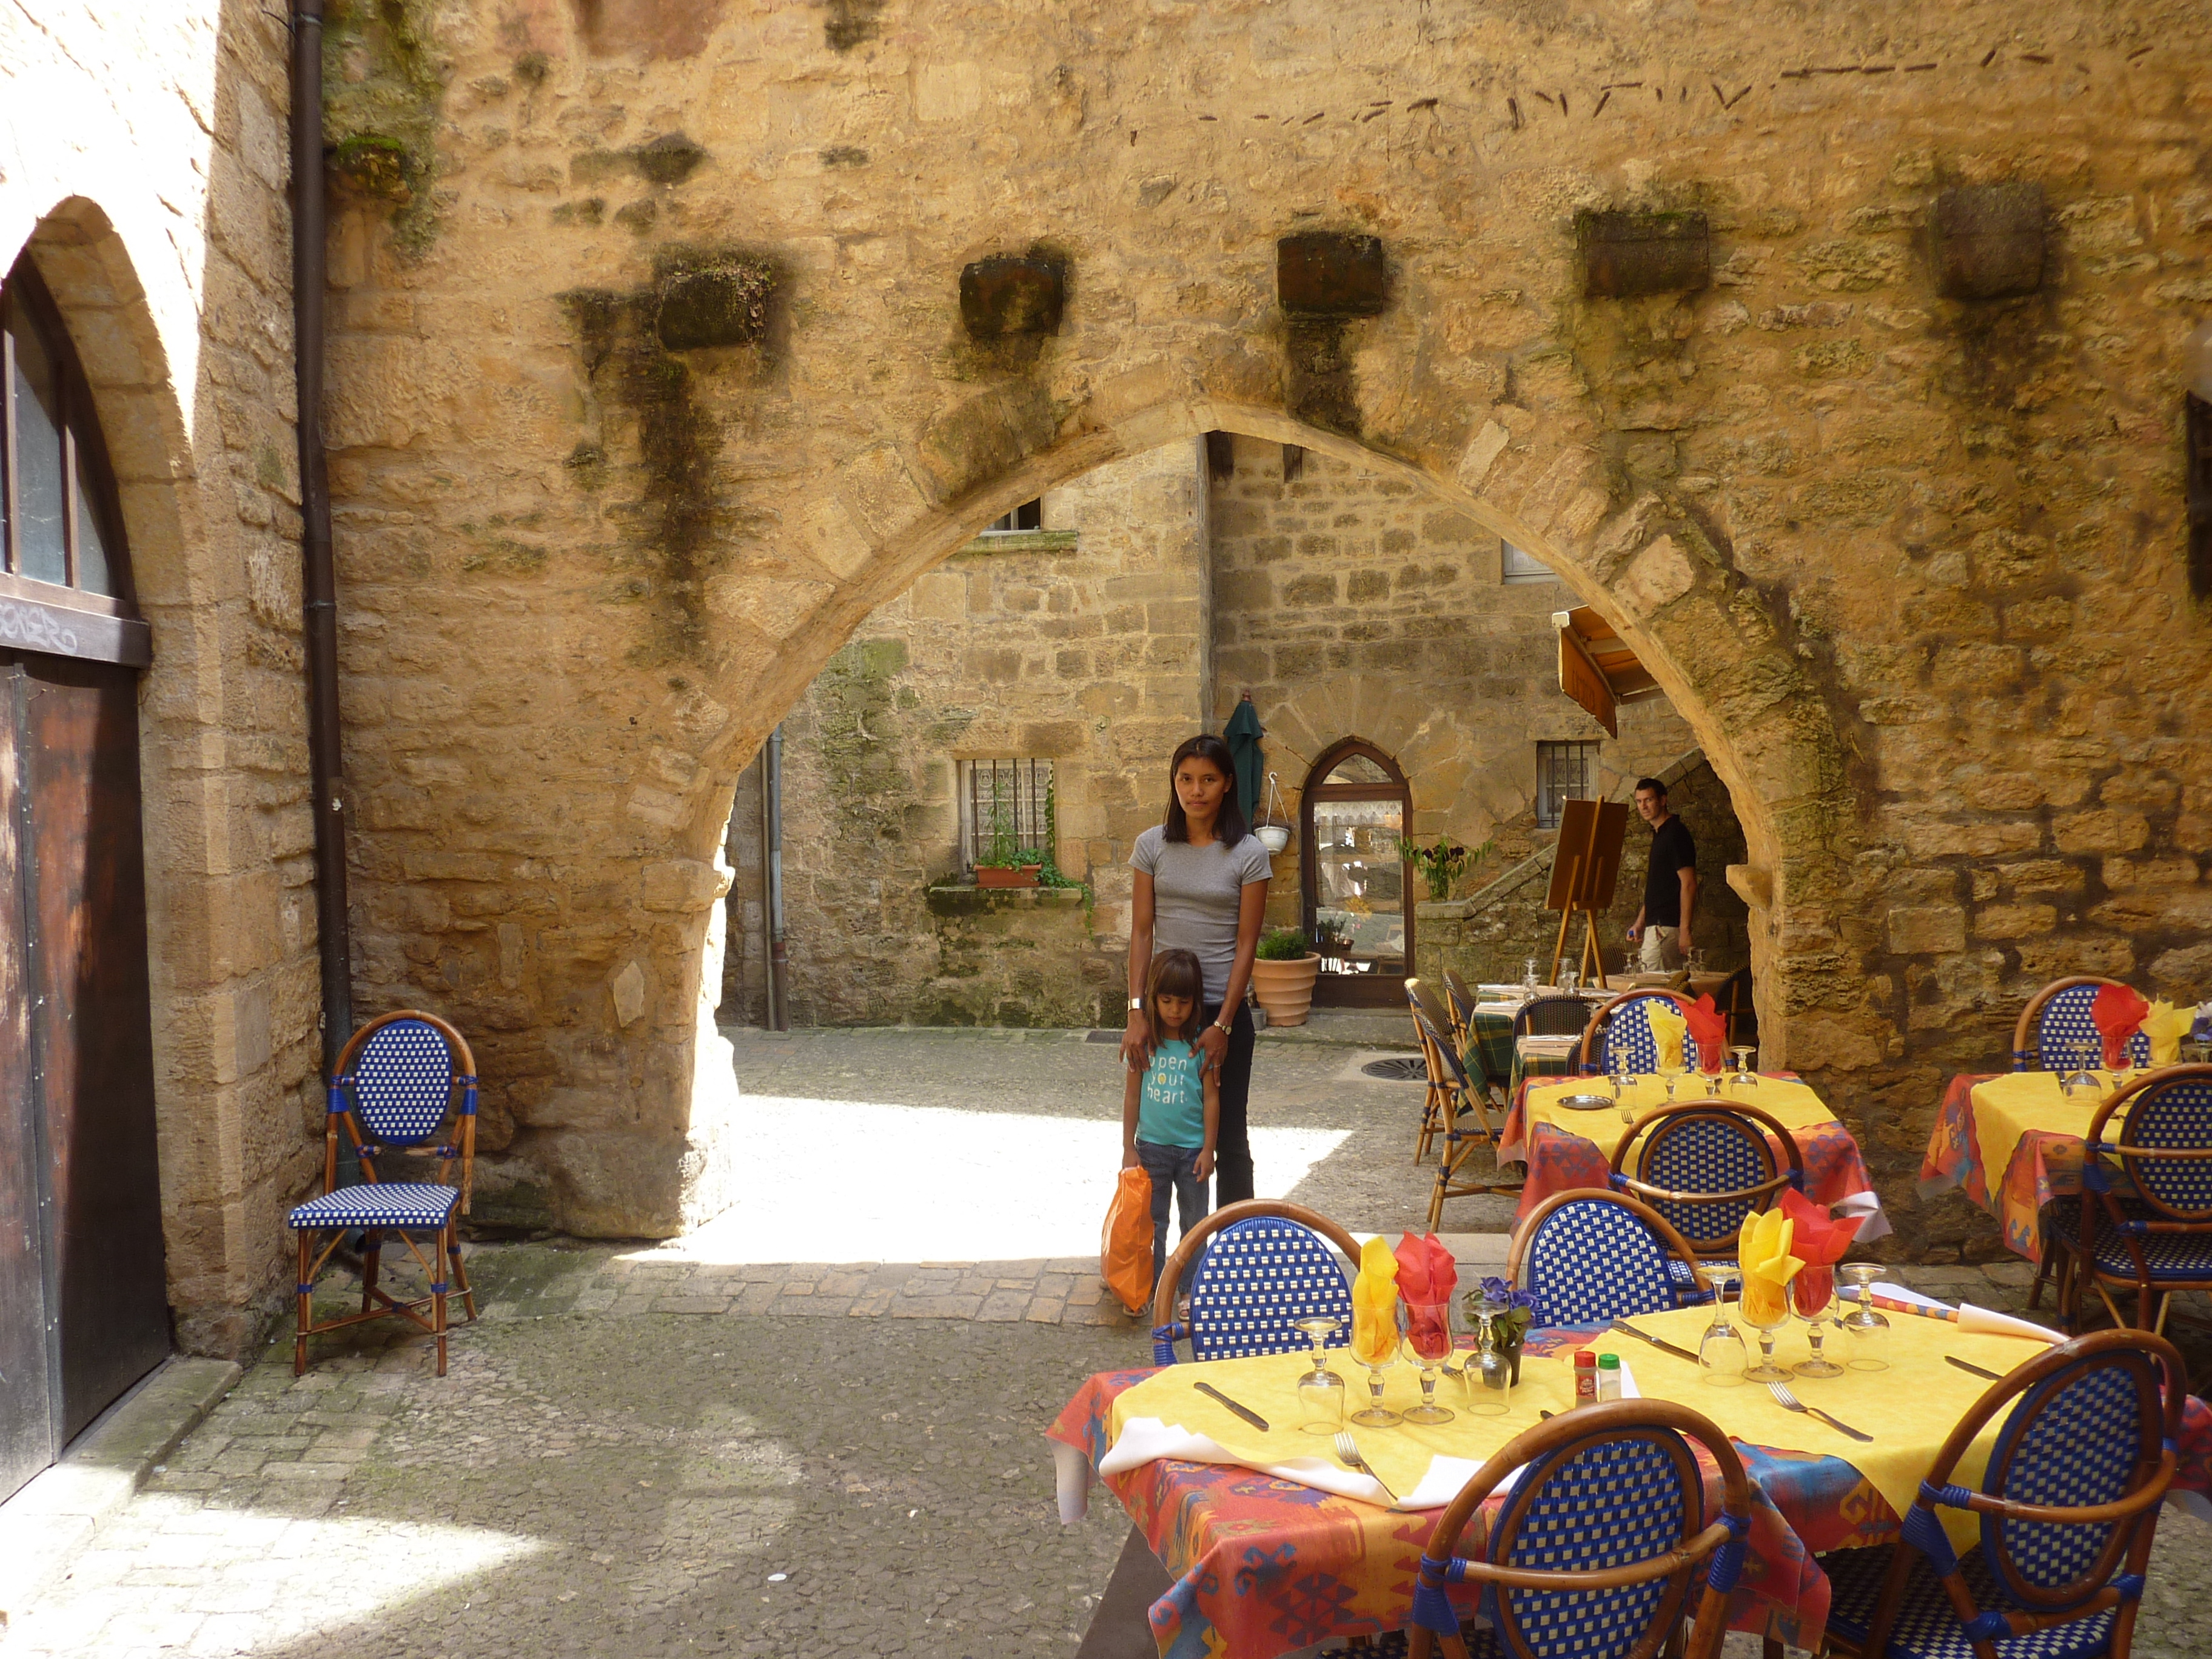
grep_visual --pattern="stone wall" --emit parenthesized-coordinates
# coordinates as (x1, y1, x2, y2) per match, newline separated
(0, 2, 324, 1354)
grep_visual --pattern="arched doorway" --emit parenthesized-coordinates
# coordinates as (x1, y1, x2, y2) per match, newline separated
(1299, 738, 1413, 1010)
(0, 250, 166, 1502)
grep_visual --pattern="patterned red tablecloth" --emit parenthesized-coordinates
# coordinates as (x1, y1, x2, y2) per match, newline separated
(1917, 1072, 2090, 1264)
(1496, 1074, 1883, 1235)
(1049, 1333, 2212, 1659)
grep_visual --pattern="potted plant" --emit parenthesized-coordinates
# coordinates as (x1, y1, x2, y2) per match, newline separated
(1396, 836, 1495, 903)
(973, 793, 1044, 888)
(1250, 927, 1321, 1027)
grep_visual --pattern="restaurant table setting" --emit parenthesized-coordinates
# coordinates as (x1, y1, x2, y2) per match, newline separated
(1047, 1235, 2212, 1659)
(1919, 992, 2200, 1262)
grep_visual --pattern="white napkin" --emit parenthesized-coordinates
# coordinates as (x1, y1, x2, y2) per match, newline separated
(1867, 1281, 2059, 1344)
(1833, 1190, 1892, 1242)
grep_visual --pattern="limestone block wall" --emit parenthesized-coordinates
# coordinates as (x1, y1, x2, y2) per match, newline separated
(307, 0, 2212, 1256)
(0, 3, 324, 1353)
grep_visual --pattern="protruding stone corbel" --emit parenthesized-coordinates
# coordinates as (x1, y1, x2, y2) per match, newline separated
(1577, 210, 1710, 298)
(1276, 232, 1390, 318)
(1726, 863, 1773, 912)
(1932, 183, 2044, 300)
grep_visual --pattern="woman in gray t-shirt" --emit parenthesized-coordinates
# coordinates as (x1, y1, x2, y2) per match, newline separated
(1123, 734, 1272, 1205)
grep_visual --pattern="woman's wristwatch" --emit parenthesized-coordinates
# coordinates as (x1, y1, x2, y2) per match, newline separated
(1128, 996, 1144, 1013)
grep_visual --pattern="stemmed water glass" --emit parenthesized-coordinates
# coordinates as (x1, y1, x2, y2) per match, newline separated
(1700, 1036, 1726, 1098)
(1739, 1271, 1795, 1382)
(2064, 1037, 2099, 1095)
(1790, 1263, 1844, 1378)
(1728, 1045, 1759, 1095)
(1399, 1300, 1456, 1424)
(1697, 1267, 1748, 1387)
(1350, 1320, 1401, 1427)
(1523, 958, 1540, 994)
(1293, 1315, 1348, 1433)
(1834, 1263, 1890, 1372)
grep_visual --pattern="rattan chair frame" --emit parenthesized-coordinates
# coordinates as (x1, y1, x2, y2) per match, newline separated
(1406, 1398, 1754, 1659)
(1507, 1187, 1713, 1314)
(1411, 999, 1524, 1230)
(1443, 969, 1513, 1110)
(1578, 989, 1697, 1075)
(1823, 1329, 2182, 1659)
(1408, 978, 1463, 1164)
(1148, 1198, 1361, 1361)
(1607, 1102, 1808, 1259)
(2011, 975, 2137, 1072)
(292, 1010, 480, 1377)
(2052, 1064, 2212, 1335)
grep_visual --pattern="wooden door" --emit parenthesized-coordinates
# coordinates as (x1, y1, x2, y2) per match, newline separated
(0, 651, 168, 1495)
(0, 668, 54, 1501)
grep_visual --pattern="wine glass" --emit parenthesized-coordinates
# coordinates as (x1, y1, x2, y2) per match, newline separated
(1728, 1045, 1759, 1095)
(1350, 1316, 1402, 1427)
(1834, 1263, 1890, 1372)
(1700, 1035, 1726, 1098)
(2070, 1037, 2100, 1093)
(1293, 1315, 1348, 1433)
(1790, 1264, 1843, 1378)
(1697, 1267, 1748, 1387)
(1523, 958, 1540, 994)
(1738, 1271, 1795, 1382)
(1399, 1300, 1456, 1425)
(1561, 967, 1580, 996)
(1611, 1054, 1637, 1128)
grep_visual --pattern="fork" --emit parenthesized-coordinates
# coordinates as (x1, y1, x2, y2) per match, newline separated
(1765, 1379, 1872, 1443)
(1332, 1430, 1401, 1502)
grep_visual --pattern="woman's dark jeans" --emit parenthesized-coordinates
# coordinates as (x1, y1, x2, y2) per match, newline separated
(1202, 998, 1256, 1205)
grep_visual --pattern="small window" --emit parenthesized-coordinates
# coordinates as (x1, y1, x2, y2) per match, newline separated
(1501, 540, 1557, 585)
(982, 499, 1042, 534)
(2, 255, 128, 600)
(960, 757, 1053, 868)
(1535, 740, 1598, 830)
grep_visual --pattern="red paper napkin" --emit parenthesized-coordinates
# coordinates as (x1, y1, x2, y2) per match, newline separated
(2091, 984, 2150, 1069)
(1395, 1232, 1458, 1352)
(1778, 1187, 1856, 1267)
(1686, 993, 1728, 1074)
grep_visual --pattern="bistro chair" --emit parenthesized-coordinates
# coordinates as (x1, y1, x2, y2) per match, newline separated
(1411, 997, 1523, 1231)
(1508, 1188, 1710, 1329)
(1716, 965, 1758, 1051)
(1512, 992, 1593, 1098)
(1578, 988, 1695, 1076)
(1408, 977, 1465, 1162)
(287, 1010, 480, 1376)
(1150, 1199, 1358, 1364)
(1821, 1327, 2183, 1659)
(1407, 1398, 1754, 1659)
(2014, 976, 2151, 1073)
(1609, 1102, 1806, 1273)
(1443, 968, 1514, 1111)
(2047, 1064, 2212, 1335)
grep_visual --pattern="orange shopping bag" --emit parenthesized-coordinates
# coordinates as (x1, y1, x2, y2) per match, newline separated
(1101, 1164, 1155, 1316)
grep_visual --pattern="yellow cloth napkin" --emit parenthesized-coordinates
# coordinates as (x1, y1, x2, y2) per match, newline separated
(1350, 1236, 1399, 1366)
(1644, 1001, 1687, 1071)
(1522, 1074, 1840, 1164)
(1737, 1208, 1803, 1326)
(2145, 1000, 2193, 1067)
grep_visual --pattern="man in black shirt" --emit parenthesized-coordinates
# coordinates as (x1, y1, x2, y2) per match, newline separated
(1626, 777, 1697, 971)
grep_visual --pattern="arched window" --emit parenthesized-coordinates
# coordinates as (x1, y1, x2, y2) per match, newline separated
(1, 252, 146, 665)
(1299, 738, 1413, 1008)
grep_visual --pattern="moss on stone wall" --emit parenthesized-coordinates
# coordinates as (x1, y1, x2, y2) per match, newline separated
(323, 0, 447, 258)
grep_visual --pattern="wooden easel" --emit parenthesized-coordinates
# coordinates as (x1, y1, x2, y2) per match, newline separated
(1544, 798, 1630, 986)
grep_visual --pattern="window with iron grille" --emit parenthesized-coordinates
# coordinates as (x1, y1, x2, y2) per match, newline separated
(961, 758, 1053, 868)
(982, 499, 1042, 534)
(1501, 539, 1557, 584)
(1535, 741, 1598, 830)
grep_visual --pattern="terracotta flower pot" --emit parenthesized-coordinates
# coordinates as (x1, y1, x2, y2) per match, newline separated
(1249, 954, 1321, 1027)
(976, 864, 1042, 889)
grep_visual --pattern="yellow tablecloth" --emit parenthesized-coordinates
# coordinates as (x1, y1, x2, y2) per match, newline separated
(1522, 1073, 1839, 1165)
(1967, 1071, 2131, 1198)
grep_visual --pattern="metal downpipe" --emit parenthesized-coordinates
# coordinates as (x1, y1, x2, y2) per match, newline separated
(765, 726, 789, 1031)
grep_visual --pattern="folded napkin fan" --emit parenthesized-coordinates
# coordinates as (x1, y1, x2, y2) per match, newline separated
(1686, 993, 1728, 1073)
(1396, 1232, 1458, 1352)
(2145, 999, 2193, 1067)
(2092, 984, 2150, 1070)
(1777, 1188, 1856, 1269)
(1737, 1208, 1804, 1326)
(1351, 1236, 1400, 1366)
(1644, 1000, 1687, 1071)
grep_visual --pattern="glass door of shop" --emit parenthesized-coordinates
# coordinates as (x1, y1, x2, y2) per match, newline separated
(1298, 740, 1414, 1008)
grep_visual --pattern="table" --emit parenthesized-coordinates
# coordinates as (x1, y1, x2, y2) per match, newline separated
(1499, 1073, 1887, 1236)
(1466, 993, 1609, 1101)
(1919, 1070, 2138, 1263)
(1049, 1313, 2212, 1659)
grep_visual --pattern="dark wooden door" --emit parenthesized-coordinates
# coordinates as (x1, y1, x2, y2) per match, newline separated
(0, 651, 167, 1495)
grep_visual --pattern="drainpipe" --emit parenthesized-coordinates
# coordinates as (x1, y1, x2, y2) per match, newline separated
(763, 726, 789, 1030)
(291, 0, 354, 1074)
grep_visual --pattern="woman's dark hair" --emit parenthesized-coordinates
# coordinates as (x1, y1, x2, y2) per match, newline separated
(1161, 732, 1250, 846)
(1145, 949, 1206, 1041)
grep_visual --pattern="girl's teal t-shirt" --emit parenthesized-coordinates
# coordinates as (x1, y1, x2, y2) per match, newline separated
(1138, 1039, 1207, 1148)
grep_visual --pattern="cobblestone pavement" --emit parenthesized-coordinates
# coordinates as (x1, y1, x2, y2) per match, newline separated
(7, 1026, 2212, 1657)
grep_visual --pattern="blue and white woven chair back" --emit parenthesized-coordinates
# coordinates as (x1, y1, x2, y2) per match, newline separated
(1489, 1428, 1696, 1659)
(1980, 1349, 2160, 1608)
(1186, 1216, 1353, 1361)
(1638, 1113, 1776, 1252)
(2116, 1075, 2212, 1219)
(2035, 985, 2150, 1073)
(1523, 1199, 1678, 1329)
(1598, 995, 1673, 1076)
(349, 1017, 460, 1148)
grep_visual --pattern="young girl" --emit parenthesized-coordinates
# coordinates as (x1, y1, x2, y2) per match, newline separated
(1121, 948, 1221, 1289)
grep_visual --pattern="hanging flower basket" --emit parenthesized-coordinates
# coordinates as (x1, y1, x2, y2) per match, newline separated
(1253, 771, 1293, 855)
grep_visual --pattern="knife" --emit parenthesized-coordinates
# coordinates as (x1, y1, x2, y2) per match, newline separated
(1195, 1380, 1271, 1432)
(1609, 1319, 1701, 1365)
(1945, 1355, 2004, 1382)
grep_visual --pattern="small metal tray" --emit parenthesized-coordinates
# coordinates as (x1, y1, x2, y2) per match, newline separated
(1551, 1093, 1618, 1113)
